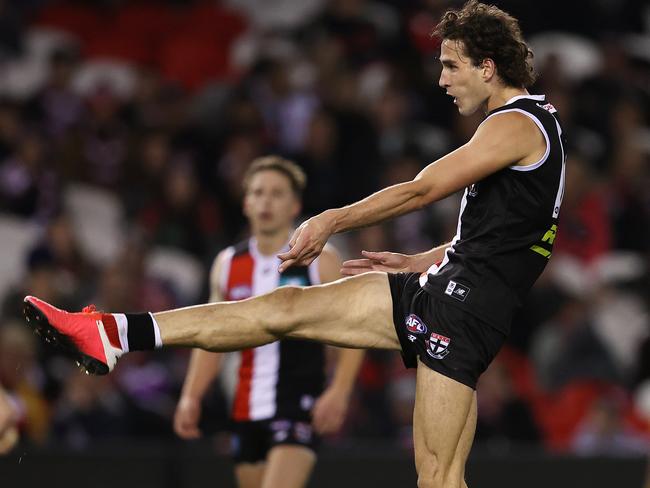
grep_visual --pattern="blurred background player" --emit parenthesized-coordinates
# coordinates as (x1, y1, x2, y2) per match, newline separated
(173, 156, 364, 488)
(0, 385, 19, 454)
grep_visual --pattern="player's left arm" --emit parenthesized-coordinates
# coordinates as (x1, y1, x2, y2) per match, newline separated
(279, 111, 544, 271)
(311, 246, 365, 435)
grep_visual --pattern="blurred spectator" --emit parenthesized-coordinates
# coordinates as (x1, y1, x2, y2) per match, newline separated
(0, 100, 22, 160)
(296, 109, 343, 215)
(607, 143, 650, 253)
(104, 238, 177, 313)
(530, 295, 622, 391)
(553, 154, 611, 263)
(137, 159, 223, 258)
(1, 242, 78, 321)
(0, 0, 23, 60)
(0, 128, 60, 220)
(79, 84, 130, 189)
(123, 128, 172, 218)
(52, 372, 127, 449)
(25, 48, 84, 140)
(572, 392, 649, 456)
(0, 321, 50, 444)
(475, 359, 541, 450)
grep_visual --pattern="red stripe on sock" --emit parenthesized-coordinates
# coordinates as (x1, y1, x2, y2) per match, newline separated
(102, 314, 121, 349)
(232, 349, 253, 421)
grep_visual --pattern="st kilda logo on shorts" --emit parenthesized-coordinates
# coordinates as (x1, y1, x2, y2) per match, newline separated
(426, 332, 451, 360)
(405, 314, 427, 334)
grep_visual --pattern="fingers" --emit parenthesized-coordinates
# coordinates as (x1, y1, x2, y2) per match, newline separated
(361, 250, 388, 262)
(341, 255, 386, 276)
(278, 244, 320, 272)
(278, 258, 297, 273)
(277, 247, 300, 263)
(342, 258, 373, 268)
(341, 266, 371, 276)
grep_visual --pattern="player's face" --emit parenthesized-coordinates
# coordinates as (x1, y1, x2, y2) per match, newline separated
(243, 170, 301, 236)
(438, 39, 490, 116)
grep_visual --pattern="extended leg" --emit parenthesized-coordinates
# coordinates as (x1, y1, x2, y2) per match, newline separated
(23, 272, 399, 374)
(155, 272, 400, 352)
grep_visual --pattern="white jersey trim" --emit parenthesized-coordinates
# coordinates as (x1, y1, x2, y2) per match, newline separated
(552, 116, 566, 218)
(505, 94, 546, 104)
(421, 187, 469, 284)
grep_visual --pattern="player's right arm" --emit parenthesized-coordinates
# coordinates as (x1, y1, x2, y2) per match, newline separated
(173, 250, 228, 440)
(279, 111, 544, 272)
(340, 242, 451, 276)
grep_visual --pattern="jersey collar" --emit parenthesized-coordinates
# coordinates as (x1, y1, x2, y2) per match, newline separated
(249, 236, 290, 262)
(505, 94, 546, 105)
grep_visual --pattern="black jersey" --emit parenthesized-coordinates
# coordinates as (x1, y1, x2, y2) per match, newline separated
(220, 238, 325, 421)
(422, 94, 567, 333)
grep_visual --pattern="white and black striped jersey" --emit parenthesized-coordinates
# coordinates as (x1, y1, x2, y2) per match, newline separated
(421, 94, 567, 333)
(219, 238, 325, 422)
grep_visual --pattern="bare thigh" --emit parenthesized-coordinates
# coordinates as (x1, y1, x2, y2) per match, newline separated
(412, 360, 475, 488)
(261, 445, 316, 488)
(235, 463, 265, 488)
(157, 272, 400, 352)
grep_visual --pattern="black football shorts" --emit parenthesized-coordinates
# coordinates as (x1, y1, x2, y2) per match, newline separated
(388, 272, 506, 389)
(230, 418, 320, 464)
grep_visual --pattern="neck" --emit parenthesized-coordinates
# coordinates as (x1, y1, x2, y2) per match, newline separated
(485, 86, 529, 113)
(253, 228, 292, 256)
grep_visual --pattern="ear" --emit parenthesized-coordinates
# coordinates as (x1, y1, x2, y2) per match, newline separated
(242, 194, 252, 219)
(291, 198, 302, 220)
(481, 58, 496, 82)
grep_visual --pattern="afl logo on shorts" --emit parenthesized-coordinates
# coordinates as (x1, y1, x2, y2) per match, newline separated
(426, 332, 451, 360)
(405, 314, 427, 334)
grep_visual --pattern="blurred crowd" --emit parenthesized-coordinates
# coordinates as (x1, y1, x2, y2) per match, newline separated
(0, 0, 648, 456)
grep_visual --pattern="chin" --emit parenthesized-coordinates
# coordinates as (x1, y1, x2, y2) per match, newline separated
(258, 225, 281, 236)
(458, 103, 480, 116)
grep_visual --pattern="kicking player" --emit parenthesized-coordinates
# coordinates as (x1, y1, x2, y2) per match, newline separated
(23, 2, 566, 486)
(173, 157, 363, 488)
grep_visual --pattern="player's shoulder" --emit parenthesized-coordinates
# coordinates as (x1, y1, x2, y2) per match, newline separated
(211, 239, 249, 273)
(476, 106, 545, 146)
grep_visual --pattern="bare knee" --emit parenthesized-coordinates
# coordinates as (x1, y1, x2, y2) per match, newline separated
(264, 286, 304, 337)
(416, 453, 462, 488)
(416, 452, 441, 488)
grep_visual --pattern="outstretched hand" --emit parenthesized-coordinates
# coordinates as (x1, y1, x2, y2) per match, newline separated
(341, 250, 412, 276)
(278, 213, 335, 273)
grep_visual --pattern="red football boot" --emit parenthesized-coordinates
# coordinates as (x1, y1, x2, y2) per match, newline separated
(23, 296, 123, 375)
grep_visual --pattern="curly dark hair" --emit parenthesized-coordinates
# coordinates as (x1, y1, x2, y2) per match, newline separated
(433, 0, 536, 88)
